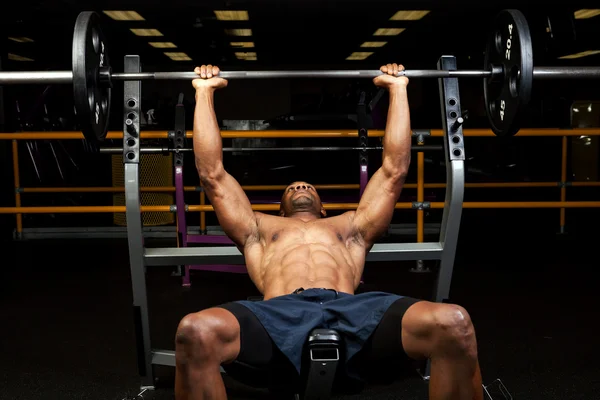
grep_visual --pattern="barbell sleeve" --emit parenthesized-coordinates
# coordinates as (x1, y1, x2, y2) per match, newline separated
(0, 71, 73, 84)
(531, 66, 600, 79)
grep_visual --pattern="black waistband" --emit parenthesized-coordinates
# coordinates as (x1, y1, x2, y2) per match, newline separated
(292, 287, 338, 295)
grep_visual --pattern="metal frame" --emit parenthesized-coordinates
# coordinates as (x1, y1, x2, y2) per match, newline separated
(422, 55, 466, 380)
(122, 55, 466, 390)
(122, 55, 154, 389)
(435, 55, 465, 303)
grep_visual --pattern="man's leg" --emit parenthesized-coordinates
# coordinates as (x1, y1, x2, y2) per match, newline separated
(353, 297, 482, 400)
(401, 301, 483, 400)
(175, 308, 241, 400)
(175, 302, 281, 400)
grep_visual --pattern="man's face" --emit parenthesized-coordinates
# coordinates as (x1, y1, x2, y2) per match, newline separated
(279, 181, 325, 218)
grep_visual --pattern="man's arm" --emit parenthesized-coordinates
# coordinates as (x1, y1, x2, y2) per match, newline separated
(352, 64, 411, 249)
(193, 66, 259, 250)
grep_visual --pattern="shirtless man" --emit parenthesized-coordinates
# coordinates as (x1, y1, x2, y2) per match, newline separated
(175, 63, 483, 400)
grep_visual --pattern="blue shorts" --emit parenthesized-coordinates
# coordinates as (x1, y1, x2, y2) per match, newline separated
(219, 288, 421, 381)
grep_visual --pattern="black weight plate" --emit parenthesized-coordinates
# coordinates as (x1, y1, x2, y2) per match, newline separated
(483, 9, 533, 137)
(72, 11, 111, 143)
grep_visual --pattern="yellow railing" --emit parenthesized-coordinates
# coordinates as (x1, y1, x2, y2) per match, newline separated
(1, 128, 600, 139)
(2, 128, 599, 241)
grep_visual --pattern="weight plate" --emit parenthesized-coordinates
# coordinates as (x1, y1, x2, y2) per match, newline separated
(483, 9, 533, 137)
(72, 11, 111, 143)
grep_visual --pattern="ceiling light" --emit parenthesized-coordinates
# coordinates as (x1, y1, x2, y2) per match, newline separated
(225, 28, 252, 36)
(130, 28, 163, 37)
(346, 52, 373, 60)
(361, 41, 387, 48)
(235, 51, 257, 60)
(8, 37, 34, 43)
(103, 11, 145, 21)
(149, 42, 177, 48)
(574, 9, 600, 19)
(8, 53, 34, 61)
(164, 52, 192, 61)
(390, 10, 430, 20)
(373, 28, 405, 36)
(230, 41, 255, 48)
(558, 50, 600, 59)
(214, 10, 249, 21)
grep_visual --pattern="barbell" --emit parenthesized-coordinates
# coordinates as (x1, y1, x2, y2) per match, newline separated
(1, 9, 599, 142)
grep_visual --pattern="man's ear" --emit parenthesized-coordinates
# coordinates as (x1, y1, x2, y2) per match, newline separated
(320, 206, 327, 218)
(279, 206, 285, 217)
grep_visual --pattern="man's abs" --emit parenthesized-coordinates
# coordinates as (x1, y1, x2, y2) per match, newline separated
(259, 242, 359, 299)
(243, 213, 366, 299)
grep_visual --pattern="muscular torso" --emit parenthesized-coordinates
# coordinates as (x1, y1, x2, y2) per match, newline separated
(243, 212, 366, 300)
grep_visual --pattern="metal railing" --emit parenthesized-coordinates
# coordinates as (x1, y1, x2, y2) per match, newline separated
(2, 128, 600, 241)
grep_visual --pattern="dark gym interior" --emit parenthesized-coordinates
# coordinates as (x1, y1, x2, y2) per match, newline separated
(1, 1, 599, 399)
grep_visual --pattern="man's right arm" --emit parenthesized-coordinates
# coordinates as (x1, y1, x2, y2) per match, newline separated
(193, 71, 259, 251)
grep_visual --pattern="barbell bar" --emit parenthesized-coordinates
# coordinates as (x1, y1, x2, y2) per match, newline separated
(0, 9, 598, 143)
(107, 67, 600, 80)
(0, 70, 488, 83)
(3, 66, 600, 85)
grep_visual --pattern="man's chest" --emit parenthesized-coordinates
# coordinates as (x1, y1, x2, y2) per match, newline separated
(258, 216, 355, 247)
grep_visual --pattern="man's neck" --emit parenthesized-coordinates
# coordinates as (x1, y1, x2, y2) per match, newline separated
(289, 211, 320, 222)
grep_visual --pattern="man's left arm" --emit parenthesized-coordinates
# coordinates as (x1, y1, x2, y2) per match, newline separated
(352, 64, 411, 249)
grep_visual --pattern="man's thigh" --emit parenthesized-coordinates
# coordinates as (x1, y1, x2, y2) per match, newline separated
(217, 302, 298, 387)
(349, 296, 423, 382)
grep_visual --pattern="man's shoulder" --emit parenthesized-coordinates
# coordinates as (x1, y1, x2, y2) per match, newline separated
(253, 212, 287, 229)
(324, 211, 357, 228)
(344, 210, 357, 219)
(335, 210, 357, 222)
(254, 211, 282, 221)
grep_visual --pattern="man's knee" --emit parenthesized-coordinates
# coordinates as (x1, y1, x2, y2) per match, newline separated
(430, 304, 477, 358)
(176, 308, 240, 363)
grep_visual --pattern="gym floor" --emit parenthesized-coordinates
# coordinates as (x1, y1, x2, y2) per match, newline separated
(1, 210, 597, 400)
